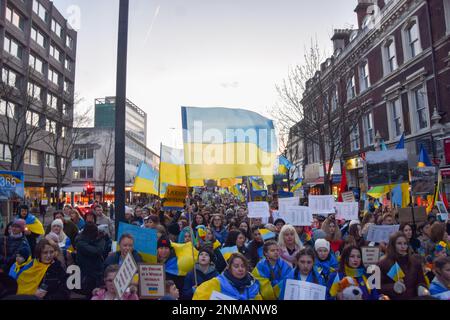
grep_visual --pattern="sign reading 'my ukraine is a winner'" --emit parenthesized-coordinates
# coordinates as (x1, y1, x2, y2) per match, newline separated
(0, 171, 24, 200)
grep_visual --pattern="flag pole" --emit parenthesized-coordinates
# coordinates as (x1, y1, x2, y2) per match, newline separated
(158, 143, 162, 199)
(408, 169, 417, 231)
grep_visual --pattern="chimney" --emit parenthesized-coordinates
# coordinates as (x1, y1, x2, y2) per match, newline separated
(354, 0, 374, 29)
(331, 29, 353, 52)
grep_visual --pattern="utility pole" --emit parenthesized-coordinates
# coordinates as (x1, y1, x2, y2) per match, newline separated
(114, 0, 129, 240)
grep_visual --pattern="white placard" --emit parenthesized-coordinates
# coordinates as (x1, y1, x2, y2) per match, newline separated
(138, 264, 165, 299)
(308, 195, 336, 215)
(247, 201, 270, 218)
(278, 197, 300, 215)
(335, 202, 359, 221)
(280, 206, 313, 226)
(210, 291, 237, 300)
(341, 191, 355, 203)
(366, 224, 400, 243)
(361, 246, 381, 266)
(113, 252, 138, 299)
(284, 279, 326, 300)
(436, 201, 448, 214)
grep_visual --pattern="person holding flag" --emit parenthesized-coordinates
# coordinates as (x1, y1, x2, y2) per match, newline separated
(16, 205, 45, 257)
(378, 232, 430, 299)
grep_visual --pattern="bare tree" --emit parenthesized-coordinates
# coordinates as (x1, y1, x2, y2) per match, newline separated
(272, 39, 370, 194)
(99, 128, 114, 202)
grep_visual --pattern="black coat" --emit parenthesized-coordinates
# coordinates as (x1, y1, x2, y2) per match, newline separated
(40, 260, 70, 300)
(103, 250, 143, 270)
(0, 235, 30, 272)
(75, 234, 105, 295)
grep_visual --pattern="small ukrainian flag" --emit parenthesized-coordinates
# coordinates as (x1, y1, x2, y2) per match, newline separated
(387, 262, 405, 282)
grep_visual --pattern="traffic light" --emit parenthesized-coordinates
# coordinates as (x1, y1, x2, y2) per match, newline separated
(86, 183, 95, 195)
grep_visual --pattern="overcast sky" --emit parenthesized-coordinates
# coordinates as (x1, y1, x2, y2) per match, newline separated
(53, 0, 357, 152)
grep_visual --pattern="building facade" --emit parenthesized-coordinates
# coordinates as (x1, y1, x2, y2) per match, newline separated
(0, 0, 77, 203)
(287, 0, 450, 198)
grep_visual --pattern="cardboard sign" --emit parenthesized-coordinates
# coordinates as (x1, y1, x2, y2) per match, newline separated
(278, 197, 300, 215)
(138, 264, 165, 299)
(308, 195, 336, 215)
(117, 222, 157, 263)
(362, 246, 381, 266)
(113, 252, 138, 300)
(163, 185, 187, 209)
(335, 202, 359, 221)
(247, 201, 270, 218)
(280, 206, 313, 226)
(341, 191, 356, 203)
(284, 279, 326, 300)
(411, 167, 436, 195)
(366, 224, 400, 243)
(398, 207, 427, 224)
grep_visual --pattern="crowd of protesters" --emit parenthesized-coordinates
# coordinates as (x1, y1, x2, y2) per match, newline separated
(0, 190, 449, 301)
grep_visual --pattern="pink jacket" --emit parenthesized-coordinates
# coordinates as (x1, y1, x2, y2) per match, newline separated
(279, 245, 301, 267)
(91, 288, 139, 300)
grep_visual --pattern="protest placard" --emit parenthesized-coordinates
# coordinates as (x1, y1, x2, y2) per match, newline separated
(138, 264, 165, 299)
(284, 279, 326, 300)
(341, 191, 355, 203)
(163, 185, 187, 209)
(335, 202, 359, 221)
(247, 201, 270, 218)
(308, 195, 336, 215)
(362, 247, 381, 266)
(411, 167, 436, 195)
(210, 291, 237, 300)
(279, 206, 313, 226)
(398, 207, 427, 224)
(436, 201, 448, 214)
(366, 150, 409, 186)
(278, 197, 300, 215)
(113, 252, 138, 299)
(366, 224, 400, 243)
(117, 222, 157, 263)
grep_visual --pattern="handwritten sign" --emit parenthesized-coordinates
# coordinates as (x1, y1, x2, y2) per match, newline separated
(163, 185, 187, 209)
(362, 247, 381, 266)
(335, 202, 359, 221)
(117, 222, 157, 263)
(284, 279, 326, 300)
(308, 195, 336, 215)
(280, 206, 313, 226)
(138, 264, 165, 299)
(247, 201, 270, 218)
(210, 291, 237, 300)
(278, 197, 300, 215)
(114, 252, 138, 300)
(341, 191, 355, 203)
(366, 224, 400, 243)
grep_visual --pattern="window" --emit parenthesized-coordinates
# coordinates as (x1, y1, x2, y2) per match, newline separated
(65, 58, 72, 71)
(6, 6, 25, 31)
(51, 19, 63, 38)
(2, 68, 18, 88)
(363, 113, 374, 147)
(28, 82, 42, 101)
(49, 45, 61, 61)
(46, 119, 56, 134)
(45, 153, 55, 168)
(350, 125, 360, 151)
(48, 69, 59, 85)
(0, 101, 15, 118)
(64, 80, 72, 94)
(31, 27, 46, 48)
(331, 88, 338, 111)
(47, 93, 58, 109)
(33, 0, 48, 22)
(66, 35, 74, 49)
(389, 98, 403, 139)
(73, 168, 80, 179)
(61, 126, 66, 138)
(445, 0, 450, 35)
(383, 38, 398, 75)
(410, 86, 429, 132)
(24, 149, 40, 166)
(359, 61, 370, 92)
(403, 19, 422, 60)
(26, 111, 40, 127)
(3, 36, 22, 60)
(0, 143, 12, 162)
(29, 54, 44, 74)
(62, 103, 70, 115)
(346, 76, 356, 101)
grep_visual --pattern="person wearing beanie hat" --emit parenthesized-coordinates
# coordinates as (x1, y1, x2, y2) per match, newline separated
(0, 220, 31, 272)
(314, 238, 338, 283)
(313, 229, 327, 242)
(182, 246, 219, 300)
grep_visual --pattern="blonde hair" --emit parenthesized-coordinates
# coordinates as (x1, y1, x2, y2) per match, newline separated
(278, 224, 303, 250)
(321, 216, 342, 241)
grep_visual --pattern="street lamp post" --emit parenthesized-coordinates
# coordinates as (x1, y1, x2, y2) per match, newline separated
(114, 0, 129, 240)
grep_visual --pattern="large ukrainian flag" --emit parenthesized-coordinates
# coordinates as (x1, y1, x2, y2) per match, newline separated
(181, 107, 277, 184)
(132, 162, 159, 196)
(160, 145, 204, 191)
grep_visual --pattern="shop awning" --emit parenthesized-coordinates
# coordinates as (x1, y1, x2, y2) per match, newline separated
(308, 177, 324, 186)
(62, 186, 84, 193)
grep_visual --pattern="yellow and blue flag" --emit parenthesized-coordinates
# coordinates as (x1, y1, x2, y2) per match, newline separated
(250, 176, 266, 191)
(329, 273, 341, 297)
(165, 242, 198, 276)
(291, 178, 303, 192)
(418, 145, 432, 167)
(22, 213, 44, 235)
(278, 156, 292, 175)
(259, 229, 276, 241)
(132, 162, 159, 196)
(387, 262, 405, 282)
(181, 107, 277, 184)
(117, 222, 157, 263)
(220, 246, 239, 261)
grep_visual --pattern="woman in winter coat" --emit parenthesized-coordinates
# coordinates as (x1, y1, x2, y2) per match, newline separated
(0, 220, 30, 272)
(103, 233, 143, 269)
(246, 226, 265, 270)
(182, 247, 219, 300)
(313, 239, 339, 283)
(278, 224, 303, 267)
(74, 222, 106, 297)
(193, 253, 262, 300)
(223, 230, 248, 256)
(400, 223, 421, 254)
(91, 264, 139, 300)
(16, 205, 45, 256)
(378, 231, 429, 300)
(321, 216, 344, 256)
(210, 214, 228, 244)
